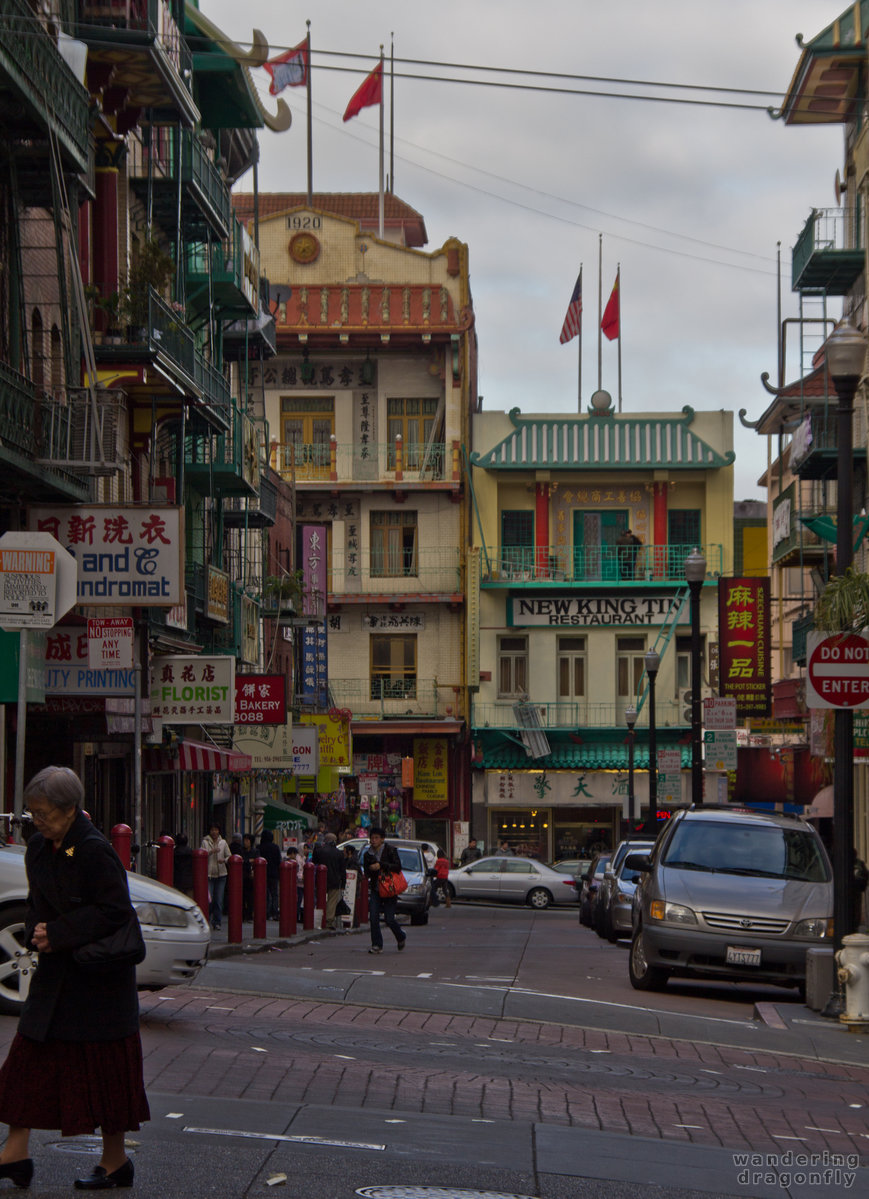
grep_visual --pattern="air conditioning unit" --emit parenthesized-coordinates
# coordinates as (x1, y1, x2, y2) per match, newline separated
(680, 688, 709, 725)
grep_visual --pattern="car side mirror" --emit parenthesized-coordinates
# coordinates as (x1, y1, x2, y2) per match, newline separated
(623, 853, 651, 872)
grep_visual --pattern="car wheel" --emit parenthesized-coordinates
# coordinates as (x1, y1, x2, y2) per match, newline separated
(526, 888, 552, 910)
(628, 928, 669, 992)
(0, 904, 37, 1016)
(409, 911, 429, 926)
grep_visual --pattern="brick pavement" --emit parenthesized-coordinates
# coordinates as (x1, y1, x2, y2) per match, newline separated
(120, 986, 869, 1164)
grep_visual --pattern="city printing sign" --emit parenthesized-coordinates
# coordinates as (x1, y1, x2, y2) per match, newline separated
(509, 594, 682, 627)
(717, 577, 771, 719)
(150, 655, 235, 723)
(30, 506, 183, 606)
(806, 631, 869, 709)
(45, 627, 135, 696)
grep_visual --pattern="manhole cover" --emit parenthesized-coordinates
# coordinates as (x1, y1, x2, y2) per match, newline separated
(356, 1190, 538, 1199)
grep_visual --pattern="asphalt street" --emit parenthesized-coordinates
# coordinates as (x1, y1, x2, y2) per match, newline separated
(0, 905, 865, 1199)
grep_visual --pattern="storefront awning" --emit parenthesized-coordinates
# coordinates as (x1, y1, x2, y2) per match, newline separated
(144, 739, 253, 773)
(263, 800, 316, 830)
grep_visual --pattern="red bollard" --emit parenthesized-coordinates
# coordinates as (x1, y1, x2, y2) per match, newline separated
(252, 856, 267, 939)
(156, 835, 175, 887)
(303, 861, 315, 930)
(192, 848, 209, 924)
(315, 863, 327, 929)
(355, 868, 369, 927)
(111, 824, 133, 871)
(279, 860, 296, 938)
(227, 855, 243, 944)
(190, 848, 207, 920)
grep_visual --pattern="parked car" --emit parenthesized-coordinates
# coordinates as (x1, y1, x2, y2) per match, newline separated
(446, 856, 577, 909)
(0, 842, 210, 1017)
(552, 858, 593, 902)
(596, 839, 655, 942)
(627, 807, 833, 992)
(338, 838, 433, 925)
(579, 853, 611, 927)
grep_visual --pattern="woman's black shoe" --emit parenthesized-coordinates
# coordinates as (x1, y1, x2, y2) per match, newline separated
(74, 1159, 134, 1190)
(0, 1158, 32, 1188)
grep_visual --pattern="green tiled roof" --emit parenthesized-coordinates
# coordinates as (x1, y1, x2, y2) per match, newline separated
(478, 738, 691, 771)
(471, 407, 734, 471)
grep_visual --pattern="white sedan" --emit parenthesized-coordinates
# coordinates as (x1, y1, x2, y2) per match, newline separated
(447, 856, 578, 909)
(0, 843, 210, 1016)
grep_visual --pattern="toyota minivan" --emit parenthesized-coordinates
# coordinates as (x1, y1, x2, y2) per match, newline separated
(626, 807, 833, 992)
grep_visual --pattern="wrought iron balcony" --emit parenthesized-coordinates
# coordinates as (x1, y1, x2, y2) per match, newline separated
(480, 543, 722, 586)
(790, 405, 868, 481)
(185, 405, 260, 497)
(329, 546, 462, 600)
(0, 364, 90, 501)
(328, 677, 444, 719)
(223, 465, 279, 529)
(792, 207, 864, 294)
(186, 219, 259, 318)
(76, 0, 198, 126)
(0, 0, 90, 181)
(129, 127, 232, 239)
(192, 352, 232, 430)
(471, 700, 684, 730)
(37, 388, 125, 476)
(271, 440, 449, 484)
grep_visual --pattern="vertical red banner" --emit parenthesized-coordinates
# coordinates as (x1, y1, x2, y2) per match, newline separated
(718, 577, 771, 718)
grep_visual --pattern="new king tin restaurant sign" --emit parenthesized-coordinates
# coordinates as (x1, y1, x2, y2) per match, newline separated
(29, 506, 183, 606)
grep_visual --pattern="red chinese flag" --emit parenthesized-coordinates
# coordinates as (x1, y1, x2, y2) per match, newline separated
(601, 272, 620, 341)
(343, 61, 383, 122)
(264, 40, 308, 96)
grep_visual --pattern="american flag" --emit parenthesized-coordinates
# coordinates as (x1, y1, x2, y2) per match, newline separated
(559, 270, 582, 345)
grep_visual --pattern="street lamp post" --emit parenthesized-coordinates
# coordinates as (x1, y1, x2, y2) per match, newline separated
(644, 649, 660, 831)
(685, 548, 707, 807)
(625, 704, 637, 828)
(823, 320, 866, 1018)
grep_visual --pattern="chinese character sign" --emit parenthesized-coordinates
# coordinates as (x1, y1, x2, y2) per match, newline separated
(234, 674, 287, 724)
(150, 655, 235, 723)
(30, 506, 183, 607)
(412, 737, 448, 811)
(718, 577, 771, 719)
(302, 525, 326, 619)
(300, 625, 328, 707)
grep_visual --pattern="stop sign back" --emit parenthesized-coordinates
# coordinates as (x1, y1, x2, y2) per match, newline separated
(807, 631, 869, 709)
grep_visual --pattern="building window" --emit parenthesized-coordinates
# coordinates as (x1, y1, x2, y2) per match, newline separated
(501, 510, 534, 575)
(387, 397, 439, 468)
(557, 636, 586, 699)
(498, 635, 528, 697)
(668, 509, 701, 576)
(676, 634, 706, 699)
(617, 636, 646, 718)
(371, 634, 416, 699)
(280, 397, 335, 476)
(370, 510, 418, 576)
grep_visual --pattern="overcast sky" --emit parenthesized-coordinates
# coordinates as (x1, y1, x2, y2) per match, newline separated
(205, 0, 848, 499)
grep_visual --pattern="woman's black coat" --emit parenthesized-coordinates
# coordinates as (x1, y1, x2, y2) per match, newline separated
(21, 812, 140, 1043)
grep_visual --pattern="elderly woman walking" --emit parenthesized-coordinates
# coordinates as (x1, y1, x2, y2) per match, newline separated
(0, 766, 150, 1190)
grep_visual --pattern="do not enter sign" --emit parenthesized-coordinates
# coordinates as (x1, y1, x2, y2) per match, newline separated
(807, 631, 869, 709)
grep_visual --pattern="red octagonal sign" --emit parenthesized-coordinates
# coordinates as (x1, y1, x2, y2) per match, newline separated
(807, 631, 869, 710)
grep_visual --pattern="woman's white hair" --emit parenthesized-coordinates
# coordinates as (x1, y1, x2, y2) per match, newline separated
(23, 766, 84, 811)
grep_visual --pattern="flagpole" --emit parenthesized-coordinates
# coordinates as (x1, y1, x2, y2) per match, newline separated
(306, 21, 313, 206)
(597, 234, 602, 393)
(389, 33, 394, 192)
(577, 264, 583, 412)
(378, 45, 385, 237)
(616, 264, 622, 413)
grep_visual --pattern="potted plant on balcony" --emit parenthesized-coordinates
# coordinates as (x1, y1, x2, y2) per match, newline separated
(121, 237, 175, 341)
(261, 571, 304, 620)
(84, 285, 124, 344)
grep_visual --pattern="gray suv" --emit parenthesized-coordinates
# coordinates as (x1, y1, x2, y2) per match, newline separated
(627, 807, 833, 992)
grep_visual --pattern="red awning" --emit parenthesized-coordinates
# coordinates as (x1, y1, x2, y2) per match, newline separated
(145, 739, 252, 773)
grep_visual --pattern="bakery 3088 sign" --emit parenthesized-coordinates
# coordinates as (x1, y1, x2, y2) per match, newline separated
(234, 674, 286, 724)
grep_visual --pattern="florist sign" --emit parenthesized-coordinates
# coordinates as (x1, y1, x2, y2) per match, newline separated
(30, 506, 183, 606)
(150, 655, 235, 723)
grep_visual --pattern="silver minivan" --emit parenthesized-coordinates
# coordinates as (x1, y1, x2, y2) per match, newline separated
(627, 807, 833, 992)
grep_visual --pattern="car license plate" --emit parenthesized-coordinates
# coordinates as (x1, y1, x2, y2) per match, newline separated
(726, 945, 761, 967)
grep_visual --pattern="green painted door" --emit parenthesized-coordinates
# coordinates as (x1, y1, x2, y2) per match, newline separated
(573, 511, 628, 580)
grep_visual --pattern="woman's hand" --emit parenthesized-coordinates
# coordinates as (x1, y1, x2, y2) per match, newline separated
(32, 922, 52, 953)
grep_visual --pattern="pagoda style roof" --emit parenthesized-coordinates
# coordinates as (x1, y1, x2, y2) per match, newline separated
(741, 362, 836, 436)
(471, 407, 734, 471)
(232, 193, 428, 247)
(276, 282, 472, 340)
(779, 2, 868, 125)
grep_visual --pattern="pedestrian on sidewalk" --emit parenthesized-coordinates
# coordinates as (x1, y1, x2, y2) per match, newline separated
(258, 830, 282, 919)
(241, 834, 255, 920)
(0, 766, 149, 1192)
(361, 827, 406, 954)
(286, 847, 305, 921)
(201, 823, 230, 930)
(313, 833, 347, 930)
(460, 837, 482, 866)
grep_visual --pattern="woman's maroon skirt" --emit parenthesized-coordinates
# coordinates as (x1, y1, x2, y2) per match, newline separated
(0, 1031, 150, 1135)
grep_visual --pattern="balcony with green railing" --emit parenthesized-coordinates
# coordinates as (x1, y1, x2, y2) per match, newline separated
(0, 0, 90, 175)
(0, 364, 90, 501)
(192, 351, 232, 430)
(129, 127, 232, 240)
(328, 677, 444, 719)
(480, 543, 722, 586)
(186, 218, 259, 319)
(185, 405, 260, 497)
(792, 207, 864, 294)
(330, 546, 462, 601)
(95, 288, 195, 385)
(771, 480, 835, 565)
(790, 407, 867, 481)
(271, 440, 450, 485)
(76, 0, 198, 126)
